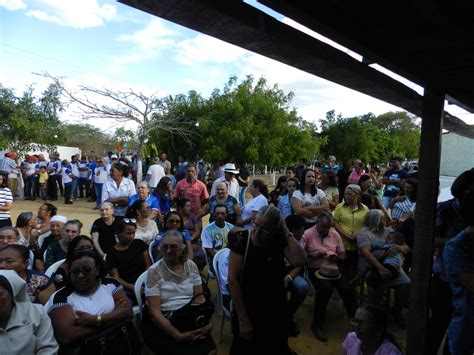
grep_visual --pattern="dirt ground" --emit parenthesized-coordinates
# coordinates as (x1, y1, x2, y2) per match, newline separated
(11, 197, 406, 355)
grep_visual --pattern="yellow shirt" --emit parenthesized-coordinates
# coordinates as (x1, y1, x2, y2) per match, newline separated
(333, 202, 369, 251)
(39, 172, 48, 184)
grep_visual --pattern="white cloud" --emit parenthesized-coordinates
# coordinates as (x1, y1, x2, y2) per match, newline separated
(25, 0, 117, 29)
(116, 18, 177, 49)
(0, 0, 26, 10)
(176, 34, 246, 66)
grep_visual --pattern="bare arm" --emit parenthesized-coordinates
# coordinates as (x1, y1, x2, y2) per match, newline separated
(186, 240, 193, 260)
(0, 201, 12, 211)
(91, 231, 106, 257)
(241, 211, 257, 226)
(38, 283, 56, 305)
(283, 233, 307, 267)
(291, 197, 316, 218)
(234, 204, 243, 226)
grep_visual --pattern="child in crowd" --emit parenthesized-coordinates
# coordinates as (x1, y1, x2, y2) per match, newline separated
(38, 166, 49, 200)
(352, 231, 405, 285)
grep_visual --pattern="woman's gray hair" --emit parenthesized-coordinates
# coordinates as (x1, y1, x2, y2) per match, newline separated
(257, 205, 283, 229)
(365, 209, 383, 232)
(15, 212, 34, 228)
(101, 201, 114, 210)
(345, 184, 362, 195)
(161, 230, 187, 263)
(316, 211, 333, 224)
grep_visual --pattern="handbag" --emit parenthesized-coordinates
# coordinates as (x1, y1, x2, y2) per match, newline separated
(79, 318, 142, 355)
(164, 292, 215, 332)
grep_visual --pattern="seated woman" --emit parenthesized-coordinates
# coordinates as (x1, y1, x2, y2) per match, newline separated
(47, 251, 138, 354)
(142, 230, 216, 355)
(0, 270, 58, 354)
(52, 235, 95, 289)
(40, 215, 68, 256)
(342, 304, 402, 355)
(356, 209, 411, 328)
(178, 198, 206, 270)
(0, 226, 21, 249)
(44, 220, 82, 269)
(318, 171, 339, 210)
(269, 176, 287, 206)
(0, 244, 55, 304)
(37, 203, 58, 236)
(278, 178, 299, 219)
(91, 202, 122, 258)
(105, 219, 151, 303)
(126, 200, 159, 244)
(389, 178, 417, 223)
(150, 211, 193, 262)
(302, 212, 357, 342)
(199, 182, 242, 226)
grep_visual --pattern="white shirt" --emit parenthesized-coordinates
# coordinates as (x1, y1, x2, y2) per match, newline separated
(94, 166, 108, 184)
(216, 248, 230, 296)
(242, 194, 268, 230)
(210, 176, 240, 200)
(292, 189, 326, 223)
(70, 162, 79, 177)
(135, 219, 159, 243)
(147, 164, 165, 188)
(101, 176, 136, 216)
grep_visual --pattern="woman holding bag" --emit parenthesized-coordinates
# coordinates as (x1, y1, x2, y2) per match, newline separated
(143, 230, 216, 355)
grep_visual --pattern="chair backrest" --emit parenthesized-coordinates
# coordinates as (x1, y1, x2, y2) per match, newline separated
(148, 243, 155, 263)
(134, 270, 148, 319)
(27, 250, 35, 270)
(45, 259, 66, 277)
(37, 231, 51, 249)
(212, 248, 231, 315)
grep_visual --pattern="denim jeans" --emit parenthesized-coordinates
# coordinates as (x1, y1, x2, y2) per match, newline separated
(239, 186, 247, 207)
(94, 183, 103, 208)
(287, 275, 309, 315)
(70, 179, 78, 200)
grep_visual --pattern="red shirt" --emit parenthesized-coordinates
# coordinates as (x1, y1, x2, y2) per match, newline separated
(174, 178, 209, 215)
(301, 226, 345, 269)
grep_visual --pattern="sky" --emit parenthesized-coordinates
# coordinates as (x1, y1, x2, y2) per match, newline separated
(1, 0, 473, 133)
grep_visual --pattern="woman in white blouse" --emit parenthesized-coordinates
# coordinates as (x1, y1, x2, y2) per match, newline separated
(102, 163, 136, 217)
(143, 230, 216, 355)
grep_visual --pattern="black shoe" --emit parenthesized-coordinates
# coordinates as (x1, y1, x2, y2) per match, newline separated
(311, 324, 328, 342)
(65, 201, 73, 205)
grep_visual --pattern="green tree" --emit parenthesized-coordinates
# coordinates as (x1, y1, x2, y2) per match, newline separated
(0, 84, 65, 155)
(61, 123, 112, 155)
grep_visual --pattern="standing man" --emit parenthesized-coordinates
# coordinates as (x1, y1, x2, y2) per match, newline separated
(157, 153, 171, 172)
(0, 152, 19, 197)
(77, 156, 91, 199)
(174, 165, 209, 216)
(47, 154, 60, 201)
(210, 163, 240, 200)
(323, 156, 340, 174)
(236, 161, 250, 207)
(146, 157, 165, 194)
(69, 155, 80, 201)
(53, 153, 63, 198)
(128, 181, 160, 221)
(22, 155, 37, 201)
(295, 158, 308, 182)
(175, 155, 188, 181)
(382, 157, 408, 208)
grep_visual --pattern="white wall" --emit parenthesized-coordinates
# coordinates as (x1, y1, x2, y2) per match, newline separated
(440, 133, 474, 176)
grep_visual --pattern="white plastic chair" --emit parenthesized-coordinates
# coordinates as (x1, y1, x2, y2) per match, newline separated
(37, 231, 51, 249)
(202, 246, 215, 282)
(134, 270, 148, 318)
(45, 259, 66, 277)
(212, 248, 232, 343)
(27, 250, 35, 270)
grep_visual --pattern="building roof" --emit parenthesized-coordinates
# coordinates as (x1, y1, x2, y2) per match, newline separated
(119, 0, 474, 137)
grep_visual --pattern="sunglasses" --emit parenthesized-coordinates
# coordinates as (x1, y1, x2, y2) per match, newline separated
(123, 218, 137, 224)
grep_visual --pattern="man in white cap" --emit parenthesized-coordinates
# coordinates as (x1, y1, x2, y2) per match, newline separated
(210, 163, 240, 200)
(146, 157, 165, 194)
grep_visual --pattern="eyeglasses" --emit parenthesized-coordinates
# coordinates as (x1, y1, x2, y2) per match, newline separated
(161, 244, 179, 251)
(123, 218, 136, 224)
(70, 266, 96, 276)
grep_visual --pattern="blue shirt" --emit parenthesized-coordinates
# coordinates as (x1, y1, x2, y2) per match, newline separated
(128, 194, 160, 212)
(277, 194, 293, 219)
(323, 163, 340, 173)
(383, 169, 408, 198)
(444, 230, 474, 355)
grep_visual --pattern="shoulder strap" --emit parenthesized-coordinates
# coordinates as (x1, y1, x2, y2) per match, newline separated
(240, 233, 251, 284)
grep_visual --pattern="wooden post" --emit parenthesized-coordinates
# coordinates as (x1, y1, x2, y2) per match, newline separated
(406, 88, 444, 355)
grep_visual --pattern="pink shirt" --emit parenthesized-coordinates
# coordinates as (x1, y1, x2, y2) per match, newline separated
(348, 170, 368, 183)
(301, 226, 345, 269)
(342, 332, 402, 355)
(174, 178, 209, 215)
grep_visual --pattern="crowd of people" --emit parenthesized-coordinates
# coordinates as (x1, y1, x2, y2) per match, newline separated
(0, 150, 472, 355)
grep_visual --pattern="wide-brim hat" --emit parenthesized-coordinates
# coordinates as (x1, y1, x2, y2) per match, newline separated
(315, 263, 342, 280)
(223, 163, 239, 174)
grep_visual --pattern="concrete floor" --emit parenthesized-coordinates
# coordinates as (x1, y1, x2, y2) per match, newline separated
(11, 198, 407, 354)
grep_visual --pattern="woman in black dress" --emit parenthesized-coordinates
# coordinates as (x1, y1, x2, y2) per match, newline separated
(228, 205, 306, 354)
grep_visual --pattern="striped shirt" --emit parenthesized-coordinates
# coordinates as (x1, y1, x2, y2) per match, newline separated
(391, 197, 416, 220)
(0, 157, 17, 173)
(0, 187, 13, 220)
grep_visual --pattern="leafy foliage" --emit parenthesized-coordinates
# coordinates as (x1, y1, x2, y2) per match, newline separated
(0, 84, 65, 155)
